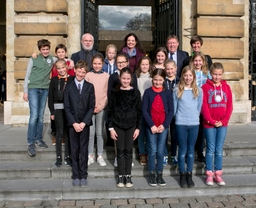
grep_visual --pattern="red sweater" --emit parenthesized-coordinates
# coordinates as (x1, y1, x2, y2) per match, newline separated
(151, 86, 165, 127)
(201, 79, 233, 128)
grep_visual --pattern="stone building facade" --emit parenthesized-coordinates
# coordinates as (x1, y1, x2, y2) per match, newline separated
(5, 0, 250, 125)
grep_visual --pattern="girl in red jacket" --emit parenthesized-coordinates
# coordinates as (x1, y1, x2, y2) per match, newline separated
(201, 62, 233, 186)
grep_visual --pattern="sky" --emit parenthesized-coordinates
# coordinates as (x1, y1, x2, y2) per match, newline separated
(99, 6, 151, 30)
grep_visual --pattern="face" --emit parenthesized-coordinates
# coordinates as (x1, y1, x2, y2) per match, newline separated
(191, 41, 201, 52)
(92, 58, 103, 72)
(193, 56, 203, 70)
(211, 68, 223, 85)
(126, 35, 137, 49)
(166, 38, 179, 53)
(56, 63, 68, 77)
(152, 75, 165, 89)
(107, 48, 116, 60)
(75, 68, 87, 82)
(81, 34, 94, 51)
(156, 51, 167, 64)
(183, 70, 194, 87)
(140, 59, 150, 73)
(56, 48, 66, 59)
(120, 72, 132, 89)
(39, 46, 50, 57)
(165, 63, 177, 78)
(116, 56, 129, 70)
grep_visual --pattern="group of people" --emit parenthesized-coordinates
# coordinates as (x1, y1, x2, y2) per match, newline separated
(23, 32, 233, 189)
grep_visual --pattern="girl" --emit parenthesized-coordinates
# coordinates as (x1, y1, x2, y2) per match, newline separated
(189, 51, 211, 163)
(173, 66, 203, 188)
(143, 68, 173, 187)
(164, 60, 180, 167)
(202, 62, 233, 186)
(136, 56, 153, 165)
(85, 54, 109, 167)
(107, 67, 142, 188)
(48, 59, 73, 167)
(153, 47, 168, 70)
(103, 44, 118, 75)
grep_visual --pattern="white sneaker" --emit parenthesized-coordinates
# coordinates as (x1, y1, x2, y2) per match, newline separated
(88, 154, 94, 165)
(114, 157, 118, 167)
(132, 162, 134, 167)
(97, 155, 107, 166)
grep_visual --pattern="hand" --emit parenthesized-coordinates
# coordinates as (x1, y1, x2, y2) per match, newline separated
(69, 60, 74, 69)
(94, 107, 100, 113)
(157, 125, 165, 133)
(31, 53, 37, 58)
(133, 129, 140, 140)
(110, 129, 118, 140)
(151, 125, 158, 134)
(215, 121, 223, 127)
(23, 93, 28, 102)
(73, 123, 83, 132)
(50, 115, 54, 120)
(79, 122, 86, 130)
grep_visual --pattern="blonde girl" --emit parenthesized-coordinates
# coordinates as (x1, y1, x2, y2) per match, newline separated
(103, 44, 118, 75)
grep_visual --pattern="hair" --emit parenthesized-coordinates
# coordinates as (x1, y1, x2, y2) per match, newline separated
(151, 68, 166, 90)
(166, 34, 179, 44)
(118, 67, 133, 89)
(164, 60, 177, 69)
(55, 59, 67, 68)
(190, 35, 203, 46)
(75, 60, 88, 72)
(81, 33, 94, 41)
(210, 62, 224, 73)
(177, 66, 199, 98)
(106, 44, 117, 54)
(37, 39, 51, 50)
(92, 53, 104, 64)
(189, 51, 209, 75)
(122, 33, 144, 53)
(136, 56, 153, 78)
(153, 47, 168, 65)
(55, 44, 67, 53)
(116, 52, 129, 62)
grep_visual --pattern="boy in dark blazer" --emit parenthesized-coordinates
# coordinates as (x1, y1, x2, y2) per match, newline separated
(64, 60, 95, 187)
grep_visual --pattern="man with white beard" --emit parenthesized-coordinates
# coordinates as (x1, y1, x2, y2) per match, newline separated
(71, 33, 101, 71)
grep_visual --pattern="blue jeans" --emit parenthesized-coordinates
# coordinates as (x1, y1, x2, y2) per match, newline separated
(27, 88, 48, 145)
(138, 118, 148, 155)
(176, 125, 199, 172)
(204, 127, 227, 171)
(146, 128, 168, 173)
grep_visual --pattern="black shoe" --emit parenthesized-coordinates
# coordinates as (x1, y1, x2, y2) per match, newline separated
(156, 172, 166, 186)
(197, 154, 205, 162)
(180, 172, 188, 188)
(55, 156, 62, 167)
(186, 172, 195, 188)
(116, 175, 125, 188)
(64, 156, 72, 167)
(148, 171, 157, 187)
(125, 175, 133, 188)
(28, 144, 36, 157)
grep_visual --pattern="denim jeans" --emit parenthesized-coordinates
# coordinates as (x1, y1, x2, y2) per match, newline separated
(176, 125, 199, 172)
(147, 128, 168, 173)
(204, 126, 227, 171)
(27, 88, 48, 145)
(88, 110, 104, 155)
(138, 118, 148, 155)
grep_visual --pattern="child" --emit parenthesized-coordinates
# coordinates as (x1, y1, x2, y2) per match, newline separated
(64, 60, 95, 187)
(107, 67, 142, 188)
(173, 66, 203, 188)
(189, 51, 211, 163)
(85, 54, 109, 166)
(103, 44, 118, 75)
(153, 47, 168, 69)
(48, 59, 73, 167)
(23, 39, 57, 157)
(164, 60, 180, 167)
(143, 68, 174, 187)
(136, 56, 153, 166)
(202, 62, 233, 186)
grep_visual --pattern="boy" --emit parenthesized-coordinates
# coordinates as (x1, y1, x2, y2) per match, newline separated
(23, 39, 57, 157)
(64, 60, 95, 187)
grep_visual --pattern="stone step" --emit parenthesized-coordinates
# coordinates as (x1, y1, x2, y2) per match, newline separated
(0, 156, 255, 180)
(1, 173, 256, 201)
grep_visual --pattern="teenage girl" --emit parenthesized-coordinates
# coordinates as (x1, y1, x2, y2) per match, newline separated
(85, 54, 109, 167)
(189, 51, 211, 163)
(107, 67, 142, 188)
(202, 62, 233, 186)
(103, 44, 118, 75)
(48, 59, 73, 167)
(136, 56, 153, 166)
(173, 66, 203, 188)
(153, 47, 168, 70)
(143, 68, 174, 187)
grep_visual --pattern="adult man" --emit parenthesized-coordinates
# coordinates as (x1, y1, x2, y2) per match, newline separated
(71, 33, 100, 71)
(166, 35, 189, 78)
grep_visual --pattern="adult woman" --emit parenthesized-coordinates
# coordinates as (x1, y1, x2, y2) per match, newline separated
(121, 33, 145, 73)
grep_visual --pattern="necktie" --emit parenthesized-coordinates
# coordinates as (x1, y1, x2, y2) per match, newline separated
(170, 53, 174, 60)
(78, 83, 81, 94)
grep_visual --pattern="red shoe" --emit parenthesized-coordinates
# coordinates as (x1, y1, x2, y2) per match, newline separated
(214, 170, 225, 186)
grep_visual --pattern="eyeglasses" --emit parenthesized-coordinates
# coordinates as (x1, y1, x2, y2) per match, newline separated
(116, 61, 127, 65)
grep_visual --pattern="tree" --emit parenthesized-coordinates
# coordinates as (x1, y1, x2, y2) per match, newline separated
(125, 13, 151, 31)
